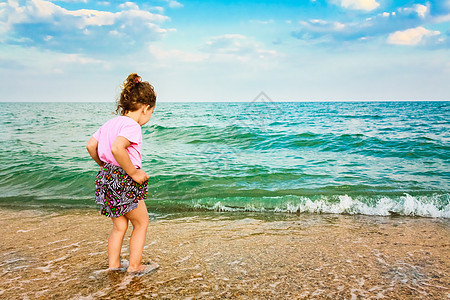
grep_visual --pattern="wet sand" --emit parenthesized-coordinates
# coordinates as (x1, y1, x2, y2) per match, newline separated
(0, 208, 449, 299)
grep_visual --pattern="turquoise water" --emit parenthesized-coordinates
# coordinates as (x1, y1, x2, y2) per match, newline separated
(0, 101, 449, 217)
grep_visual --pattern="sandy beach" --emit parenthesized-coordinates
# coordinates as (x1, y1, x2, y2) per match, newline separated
(0, 208, 448, 299)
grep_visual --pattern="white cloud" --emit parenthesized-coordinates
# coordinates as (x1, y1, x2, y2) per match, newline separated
(2, 0, 169, 29)
(335, 0, 380, 11)
(201, 34, 277, 61)
(149, 45, 207, 63)
(398, 4, 429, 19)
(69, 9, 116, 27)
(293, 2, 448, 45)
(151, 6, 165, 12)
(415, 4, 428, 18)
(165, 0, 183, 8)
(53, 0, 88, 2)
(297, 19, 347, 35)
(202, 34, 247, 53)
(59, 53, 105, 65)
(0, 44, 108, 74)
(432, 13, 450, 23)
(0, 0, 171, 52)
(118, 2, 139, 10)
(309, 19, 327, 25)
(387, 26, 440, 46)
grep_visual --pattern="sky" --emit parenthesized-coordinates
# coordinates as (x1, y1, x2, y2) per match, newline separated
(0, 0, 449, 102)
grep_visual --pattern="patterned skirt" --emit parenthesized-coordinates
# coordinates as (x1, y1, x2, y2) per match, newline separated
(94, 163, 148, 218)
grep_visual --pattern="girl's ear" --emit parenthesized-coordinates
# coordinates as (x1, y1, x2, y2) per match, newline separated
(145, 105, 155, 113)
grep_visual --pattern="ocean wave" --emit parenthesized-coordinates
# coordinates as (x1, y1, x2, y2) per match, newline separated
(1, 102, 449, 218)
(190, 194, 450, 218)
(146, 122, 449, 159)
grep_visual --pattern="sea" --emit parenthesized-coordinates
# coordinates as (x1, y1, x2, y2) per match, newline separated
(1, 101, 449, 218)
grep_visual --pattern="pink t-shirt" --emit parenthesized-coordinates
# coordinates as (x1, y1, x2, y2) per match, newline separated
(93, 116, 142, 168)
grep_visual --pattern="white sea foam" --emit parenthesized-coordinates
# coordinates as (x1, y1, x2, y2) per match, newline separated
(282, 194, 450, 218)
(193, 194, 450, 218)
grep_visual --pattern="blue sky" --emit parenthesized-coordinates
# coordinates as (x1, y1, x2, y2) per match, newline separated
(0, 0, 449, 101)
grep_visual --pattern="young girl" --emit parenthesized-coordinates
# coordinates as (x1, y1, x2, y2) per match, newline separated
(86, 73, 158, 275)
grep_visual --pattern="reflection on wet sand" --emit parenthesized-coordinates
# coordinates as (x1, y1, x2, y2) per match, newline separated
(0, 208, 449, 299)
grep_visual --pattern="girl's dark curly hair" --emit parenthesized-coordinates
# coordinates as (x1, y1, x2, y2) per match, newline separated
(116, 73, 156, 115)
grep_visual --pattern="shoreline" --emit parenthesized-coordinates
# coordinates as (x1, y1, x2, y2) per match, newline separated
(1, 208, 449, 298)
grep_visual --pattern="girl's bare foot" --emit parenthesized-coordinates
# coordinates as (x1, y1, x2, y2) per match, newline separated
(127, 262, 159, 276)
(108, 260, 129, 272)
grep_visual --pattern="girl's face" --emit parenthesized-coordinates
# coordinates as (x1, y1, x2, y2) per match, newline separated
(140, 105, 155, 126)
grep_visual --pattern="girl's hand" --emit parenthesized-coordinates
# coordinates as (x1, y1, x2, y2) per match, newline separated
(87, 137, 104, 167)
(131, 169, 149, 185)
(111, 136, 148, 184)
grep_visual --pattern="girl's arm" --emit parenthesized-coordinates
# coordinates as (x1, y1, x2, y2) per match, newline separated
(111, 136, 149, 184)
(86, 137, 105, 168)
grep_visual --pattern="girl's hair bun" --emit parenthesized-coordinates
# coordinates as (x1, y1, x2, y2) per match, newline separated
(116, 73, 157, 115)
(124, 73, 141, 89)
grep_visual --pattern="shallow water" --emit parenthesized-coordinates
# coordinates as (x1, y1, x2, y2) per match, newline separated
(0, 101, 449, 218)
(1, 208, 448, 299)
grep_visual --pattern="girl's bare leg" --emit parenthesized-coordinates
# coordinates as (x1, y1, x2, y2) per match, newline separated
(125, 200, 150, 272)
(108, 215, 129, 269)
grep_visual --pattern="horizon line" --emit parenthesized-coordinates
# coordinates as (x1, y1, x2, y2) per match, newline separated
(0, 99, 449, 103)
